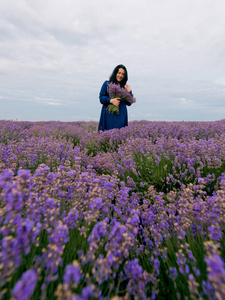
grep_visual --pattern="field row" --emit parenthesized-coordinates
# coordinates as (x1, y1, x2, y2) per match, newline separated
(1, 120, 225, 299)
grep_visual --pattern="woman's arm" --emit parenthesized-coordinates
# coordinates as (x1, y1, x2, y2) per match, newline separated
(125, 84, 131, 92)
(99, 81, 120, 106)
(124, 84, 132, 106)
(125, 89, 134, 106)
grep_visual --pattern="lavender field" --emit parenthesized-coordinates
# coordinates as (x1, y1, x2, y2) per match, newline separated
(1, 119, 225, 300)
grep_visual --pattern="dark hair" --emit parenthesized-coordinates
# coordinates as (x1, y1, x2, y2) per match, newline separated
(109, 64, 128, 87)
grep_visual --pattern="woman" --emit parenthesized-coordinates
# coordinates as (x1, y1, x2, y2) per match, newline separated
(98, 64, 134, 131)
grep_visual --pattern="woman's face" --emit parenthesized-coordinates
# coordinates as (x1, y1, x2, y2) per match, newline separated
(116, 68, 125, 82)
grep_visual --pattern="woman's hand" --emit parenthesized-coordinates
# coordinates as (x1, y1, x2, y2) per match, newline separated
(110, 98, 120, 107)
(125, 84, 131, 92)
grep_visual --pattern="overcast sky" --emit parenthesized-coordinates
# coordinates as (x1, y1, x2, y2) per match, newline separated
(0, 0, 225, 122)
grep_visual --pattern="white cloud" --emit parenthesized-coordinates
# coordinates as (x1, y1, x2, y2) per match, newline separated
(179, 98, 187, 104)
(0, 0, 225, 122)
(215, 78, 225, 86)
(36, 97, 63, 106)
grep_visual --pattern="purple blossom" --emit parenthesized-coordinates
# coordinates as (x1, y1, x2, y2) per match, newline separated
(125, 259, 143, 279)
(42, 222, 69, 283)
(63, 261, 83, 284)
(152, 257, 160, 276)
(88, 220, 108, 243)
(0, 235, 22, 272)
(64, 208, 80, 229)
(15, 218, 41, 255)
(49, 221, 69, 245)
(12, 269, 37, 300)
(169, 267, 178, 279)
(208, 225, 222, 240)
(81, 286, 95, 300)
(89, 197, 103, 210)
(206, 253, 225, 281)
(1, 119, 225, 299)
(106, 82, 136, 114)
(0, 169, 14, 189)
(17, 169, 31, 180)
(202, 280, 215, 299)
(124, 259, 151, 299)
(185, 264, 190, 274)
(3, 182, 24, 212)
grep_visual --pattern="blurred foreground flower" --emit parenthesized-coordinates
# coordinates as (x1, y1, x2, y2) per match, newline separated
(12, 269, 37, 300)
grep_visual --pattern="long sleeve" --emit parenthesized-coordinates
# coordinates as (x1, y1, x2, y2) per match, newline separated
(99, 81, 111, 105)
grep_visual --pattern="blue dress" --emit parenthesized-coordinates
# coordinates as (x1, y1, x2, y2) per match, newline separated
(98, 80, 132, 131)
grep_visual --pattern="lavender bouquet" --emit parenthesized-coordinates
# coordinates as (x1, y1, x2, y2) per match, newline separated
(107, 82, 136, 114)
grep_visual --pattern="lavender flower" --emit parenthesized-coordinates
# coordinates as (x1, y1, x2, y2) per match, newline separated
(124, 259, 151, 299)
(169, 267, 178, 279)
(42, 221, 69, 284)
(15, 218, 41, 255)
(107, 82, 136, 114)
(63, 261, 83, 285)
(12, 269, 37, 300)
(1, 119, 225, 298)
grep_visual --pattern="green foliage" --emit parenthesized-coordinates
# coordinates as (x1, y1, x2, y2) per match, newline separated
(119, 153, 175, 193)
(135, 153, 175, 192)
(201, 160, 225, 195)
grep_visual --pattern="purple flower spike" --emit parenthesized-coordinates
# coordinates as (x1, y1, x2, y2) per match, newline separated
(208, 225, 222, 241)
(63, 261, 82, 284)
(0, 169, 14, 189)
(12, 269, 37, 300)
(17, 169, 31, 179)
(15, 218, 41, 255)
(81, 286, 95, 300)
(124, 259, 151, 299)
(169, 267, 178, 279)
(205, 253, 225, 299)
(206, 254, 225, 280)
(4, 182, 23, 212)
(89, 197, 103, 210)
